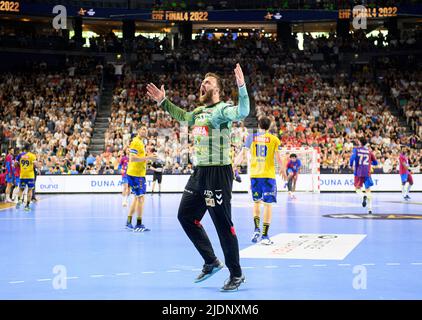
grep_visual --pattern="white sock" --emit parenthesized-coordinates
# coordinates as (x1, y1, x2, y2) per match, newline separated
(367, 193, 372, 211)
(402, 184, 407, 197)
(406, 184, 411, 196)
(12, 188, 19, 200)
(356, 188, 363, 200)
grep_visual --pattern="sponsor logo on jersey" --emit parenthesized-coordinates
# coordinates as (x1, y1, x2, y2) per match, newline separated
(192, 126, 209, 136)
(253, 136, 270, 143)
(204, 190, 213, 198)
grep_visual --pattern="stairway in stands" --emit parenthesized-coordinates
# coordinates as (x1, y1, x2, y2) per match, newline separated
(89, 77, 114, 155)
(379, 80, 414, 138)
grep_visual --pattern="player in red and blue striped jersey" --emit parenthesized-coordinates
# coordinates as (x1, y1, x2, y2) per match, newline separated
(118, 148, 130, 207)
(349, 138, 378, 214)
(399, 146, 413, 200)
(4, 148, 15, 203)
(285, 154, 302, 199)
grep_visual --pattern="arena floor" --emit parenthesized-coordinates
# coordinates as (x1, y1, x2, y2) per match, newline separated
(0, 192, 421, 300)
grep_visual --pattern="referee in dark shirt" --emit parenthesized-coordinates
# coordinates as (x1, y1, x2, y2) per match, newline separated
(150, 156, 164, 194)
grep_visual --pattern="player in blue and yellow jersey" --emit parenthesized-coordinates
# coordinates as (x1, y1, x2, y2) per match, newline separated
(126, 126, 156, 232)
(235, 117, 286, 245)
(16, 144, 37, 211)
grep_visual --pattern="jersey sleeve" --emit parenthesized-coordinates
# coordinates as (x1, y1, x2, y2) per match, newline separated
(244, 134, 253, 149)
(160, 99, 195, 126)
(349, 148, 357, 166)
(211, 85, 250, 126)
(129, 140, 139, 155)
(370, 152, 378, 166)
(399, 154, 404, 165)
(274, 136, 281, 148)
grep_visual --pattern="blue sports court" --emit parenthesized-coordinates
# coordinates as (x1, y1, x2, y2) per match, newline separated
(1, 192, 421, 300)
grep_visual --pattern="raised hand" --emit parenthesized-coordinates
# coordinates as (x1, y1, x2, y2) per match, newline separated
(146, 83, 166, 103)
(234, 63, 245, 87)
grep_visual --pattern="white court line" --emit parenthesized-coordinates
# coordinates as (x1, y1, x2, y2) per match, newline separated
(7, 260, 420, 285)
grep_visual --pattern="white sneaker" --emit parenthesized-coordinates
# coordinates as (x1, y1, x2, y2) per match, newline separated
(261, 236, 274, 245)
(5, 198, 14, 203)
(122, 200, 128, 207)
(251, 230, 261, 243)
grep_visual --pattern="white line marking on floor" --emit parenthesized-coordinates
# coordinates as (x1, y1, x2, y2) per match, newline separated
(338, 264, 351, 266)
(263, 266, 278, 269)
(9, 281, 24, 284)
(386, 263, 401, 266)
(312, 264, 327, 267)
(36, 278, 52, 282)
(141, 271, 156, 274)
(361, 263, 376, 266)
(90, 275, 105, 278)
(242, 266, 256, 269)
(115, 273, 131, 276)
(166, 270, 181, 273)
(191, 268, 202, 271)
(410, 262, 422, 265)
(65, 276, 79, 280)
(288, 265, 303, 268)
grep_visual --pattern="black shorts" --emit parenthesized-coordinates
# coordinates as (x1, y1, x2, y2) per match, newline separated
(153, 173, 162, 183)
(184, 165, 233, 203)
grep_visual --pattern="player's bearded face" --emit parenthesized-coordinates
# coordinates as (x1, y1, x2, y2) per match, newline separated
(199, 77, 218, 104)
(199, 85, 214, 104)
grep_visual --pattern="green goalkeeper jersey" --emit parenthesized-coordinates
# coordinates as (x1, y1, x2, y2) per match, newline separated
(159, 85, 250, 166)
